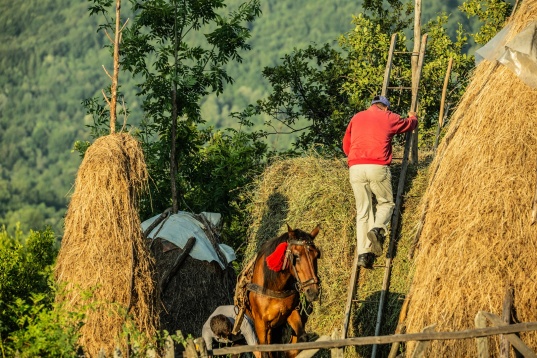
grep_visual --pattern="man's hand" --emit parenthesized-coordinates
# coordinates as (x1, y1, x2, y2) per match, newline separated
(408, 111, 417, 117)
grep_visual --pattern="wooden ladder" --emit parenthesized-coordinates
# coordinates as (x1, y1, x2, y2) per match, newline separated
(339, 32, 428, 358)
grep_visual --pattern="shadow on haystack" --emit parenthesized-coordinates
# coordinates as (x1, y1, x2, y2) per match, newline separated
(249, 191, 289, 255)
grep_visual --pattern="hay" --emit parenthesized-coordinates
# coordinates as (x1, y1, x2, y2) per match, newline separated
(242, 155, 360, 337)
(150, 238, 236, 342)
(405, 3, 537, 355)
(55, 133, 159, 357)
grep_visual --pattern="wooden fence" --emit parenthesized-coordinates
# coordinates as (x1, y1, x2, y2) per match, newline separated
(181, 314, 537, 358)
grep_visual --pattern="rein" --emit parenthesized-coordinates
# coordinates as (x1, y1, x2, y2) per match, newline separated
(245, 239, 319, 299)
(287, 239, 319, 292)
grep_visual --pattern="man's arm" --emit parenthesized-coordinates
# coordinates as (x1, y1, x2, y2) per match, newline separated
(201, 324, 214, 351)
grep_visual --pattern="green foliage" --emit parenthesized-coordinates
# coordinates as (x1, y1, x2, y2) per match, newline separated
(0, 226, 57, 337)
(238, 0, 483, 152)
(4, 295, 83, 358)
(233, 44, 354, 154)
(460, 0, 513, 44)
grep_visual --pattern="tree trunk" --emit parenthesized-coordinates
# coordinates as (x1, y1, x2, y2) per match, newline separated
(110, 0, 121, 133)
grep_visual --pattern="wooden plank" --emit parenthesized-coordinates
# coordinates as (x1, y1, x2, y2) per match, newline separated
(294, 335, 330, 358)
(195, 337, 208, 358)
(475, 311, 490, 358)
(184, 338, 199, 358)
(481, 312, 537, 358)
(211, 321, 537, 356)
(501, 287, 514, 357)
(341, 247, 361, 339)
(410, 324, 436, 358)
(331, 329, 344, 358)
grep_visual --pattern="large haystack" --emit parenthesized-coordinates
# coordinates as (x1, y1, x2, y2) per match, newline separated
(405, 3, 537, 356)
(55, 133, 159, 357)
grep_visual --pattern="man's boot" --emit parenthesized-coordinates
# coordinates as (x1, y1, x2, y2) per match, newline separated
(367, 228, 386, 256)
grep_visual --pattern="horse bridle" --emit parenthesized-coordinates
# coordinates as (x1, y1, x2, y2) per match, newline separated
(284, 239, 320, 293)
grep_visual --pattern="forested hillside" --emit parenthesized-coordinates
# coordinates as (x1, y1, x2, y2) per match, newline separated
(0, 0, 479, 235)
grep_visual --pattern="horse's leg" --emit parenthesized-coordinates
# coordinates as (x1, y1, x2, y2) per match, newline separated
(253, 317, 272, 358)
(285, 309, 305, 358)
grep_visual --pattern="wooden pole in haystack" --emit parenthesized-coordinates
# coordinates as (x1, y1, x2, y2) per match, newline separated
(55, 0, 159, 356)
(410, 0, 422, 164)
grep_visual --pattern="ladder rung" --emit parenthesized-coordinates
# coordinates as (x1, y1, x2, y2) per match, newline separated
(393, 51, 419, 55)
(387, 86, 412, 90)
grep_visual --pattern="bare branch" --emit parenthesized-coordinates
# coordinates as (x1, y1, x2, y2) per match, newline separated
(102, 65, 113, 80)
(102, 89, 111, 107)
(104, 29, 114, 44)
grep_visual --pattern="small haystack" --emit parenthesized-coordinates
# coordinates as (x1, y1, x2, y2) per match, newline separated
(55, 133, 158, 357)
(143, 212, 237, 343)
(242, 155, 357, 336)
(405, 3, 537, 356)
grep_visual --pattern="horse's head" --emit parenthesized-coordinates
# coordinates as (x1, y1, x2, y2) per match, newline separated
(285, 224, 321, 302)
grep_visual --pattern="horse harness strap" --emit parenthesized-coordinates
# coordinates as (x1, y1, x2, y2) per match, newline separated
(246, 282, 296, 298)
(287, 239, 319, 291)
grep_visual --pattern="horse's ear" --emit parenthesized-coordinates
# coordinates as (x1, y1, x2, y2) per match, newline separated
(310, 225, 321, 239)
(287, 224, 295, 239)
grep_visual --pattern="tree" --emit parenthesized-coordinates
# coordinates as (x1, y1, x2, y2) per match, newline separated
(236, 0, 480, 152)
(83, 0, 267, 245)
(460, 0, 513, 45)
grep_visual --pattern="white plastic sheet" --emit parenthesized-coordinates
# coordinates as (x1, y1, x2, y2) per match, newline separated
(475, 21, 537, 88)
(142, 211, 236, 269)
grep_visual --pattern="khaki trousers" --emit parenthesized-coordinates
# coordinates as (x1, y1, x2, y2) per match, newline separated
(349, 164, 395, 255)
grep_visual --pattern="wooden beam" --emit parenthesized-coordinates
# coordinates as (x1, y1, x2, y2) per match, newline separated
(475, 311, 490, 358)
(211, 321, 537, 356)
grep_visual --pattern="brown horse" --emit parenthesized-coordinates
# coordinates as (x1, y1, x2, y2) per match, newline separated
(245, 225, 321, 358)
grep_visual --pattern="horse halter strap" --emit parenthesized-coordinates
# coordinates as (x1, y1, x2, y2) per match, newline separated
(285, 239, 319, 292)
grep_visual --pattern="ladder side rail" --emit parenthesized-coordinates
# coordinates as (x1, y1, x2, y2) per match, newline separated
(381, 33, 398, 96)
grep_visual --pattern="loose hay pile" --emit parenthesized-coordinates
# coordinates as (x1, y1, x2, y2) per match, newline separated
(405, 3, 537, 356)
(55, 133, 158, 357)
(242, 155, 358, 337)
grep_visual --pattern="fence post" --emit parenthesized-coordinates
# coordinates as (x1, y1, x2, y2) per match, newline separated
(184, 338, 199, 358)
(501, 287, 514, 358)
(475, 311, 490, 358)
(194, 337, 208, 358)
(331, 329, 344, 358)
(410, 324, 436, 358)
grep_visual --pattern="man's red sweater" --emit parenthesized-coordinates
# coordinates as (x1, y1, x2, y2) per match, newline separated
(342, 105, 417, 167)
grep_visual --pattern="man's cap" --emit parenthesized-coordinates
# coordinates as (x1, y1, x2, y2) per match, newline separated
(371, 95, 390, 107)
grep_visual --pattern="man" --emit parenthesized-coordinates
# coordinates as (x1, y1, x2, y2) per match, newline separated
(202, 305, 261, 358)
(342, 95, 417, 269)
